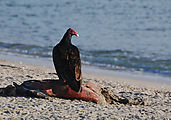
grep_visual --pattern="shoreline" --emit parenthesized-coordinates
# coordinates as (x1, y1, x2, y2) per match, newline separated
(0, 56, 170, 119)
(0, 53, 171, 86)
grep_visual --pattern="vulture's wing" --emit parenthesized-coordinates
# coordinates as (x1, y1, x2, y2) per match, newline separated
(67, 46, 82, 92)
(53, 45, 82, 92)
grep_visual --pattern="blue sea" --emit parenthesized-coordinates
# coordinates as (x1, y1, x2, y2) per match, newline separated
(0, 0, 171, 77)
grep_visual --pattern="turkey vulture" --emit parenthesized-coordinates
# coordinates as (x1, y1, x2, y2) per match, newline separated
(53, 28, 82, 92)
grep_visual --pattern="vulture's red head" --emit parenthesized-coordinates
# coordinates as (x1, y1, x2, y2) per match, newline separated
(67, 28, 79, 37)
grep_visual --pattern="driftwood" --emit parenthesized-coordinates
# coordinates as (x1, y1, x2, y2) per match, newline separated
(0, 79, 144, 105)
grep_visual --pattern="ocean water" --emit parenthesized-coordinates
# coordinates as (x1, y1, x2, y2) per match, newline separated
(0, 0, 171, 77)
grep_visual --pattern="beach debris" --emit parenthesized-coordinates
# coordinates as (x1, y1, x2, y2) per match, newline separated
(101, 87, 145, 105)
(0, 80, 145, 105)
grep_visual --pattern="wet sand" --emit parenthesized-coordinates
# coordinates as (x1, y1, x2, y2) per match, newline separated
(0, 59, 170, 119)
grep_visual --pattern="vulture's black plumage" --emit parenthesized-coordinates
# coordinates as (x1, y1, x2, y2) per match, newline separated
(53, 28, 82, 92)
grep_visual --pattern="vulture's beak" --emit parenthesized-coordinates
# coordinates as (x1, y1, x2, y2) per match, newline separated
(75, 33, 79, 37)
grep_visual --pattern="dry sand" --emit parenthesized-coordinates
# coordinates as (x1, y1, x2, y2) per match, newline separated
(0, 59, 170, 119)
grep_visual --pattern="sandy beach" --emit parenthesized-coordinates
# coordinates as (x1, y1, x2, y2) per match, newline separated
(0, 59, 170, 119)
